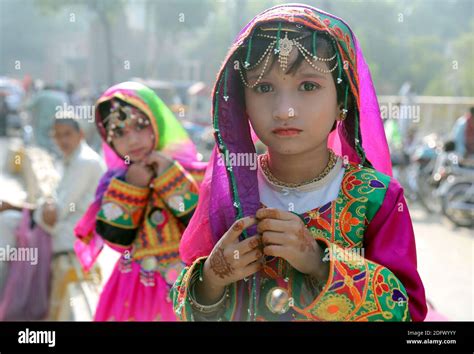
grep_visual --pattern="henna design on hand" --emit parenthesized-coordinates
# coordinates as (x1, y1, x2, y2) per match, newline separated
(249, 237, 263, 252)
(209, 247, 234, 279)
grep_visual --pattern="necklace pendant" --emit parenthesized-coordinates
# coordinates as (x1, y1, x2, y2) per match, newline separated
(266, 287, 290, 314)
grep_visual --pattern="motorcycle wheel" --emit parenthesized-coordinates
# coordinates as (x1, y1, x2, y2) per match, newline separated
(416, 172, 442, 214)
(441, 182, 474, 228)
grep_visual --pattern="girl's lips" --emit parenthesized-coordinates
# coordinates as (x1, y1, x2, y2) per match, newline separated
(129, 148, 146, 156)
(272, 128, 303, 137)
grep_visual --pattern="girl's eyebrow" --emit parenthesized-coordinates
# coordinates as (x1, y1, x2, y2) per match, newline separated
(296, 71, 327, 80)
(246, 70, 327, 82)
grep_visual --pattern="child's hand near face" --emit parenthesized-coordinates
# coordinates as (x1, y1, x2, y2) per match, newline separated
(144, 151, 173, 176)
(126, 162, 155, 188)
(256, 208, 329, 282)
(124, 151, 172, 188)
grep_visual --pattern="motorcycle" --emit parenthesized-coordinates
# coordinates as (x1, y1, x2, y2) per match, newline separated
(411, 134, 444, 214)
(439, 155, 474, 228)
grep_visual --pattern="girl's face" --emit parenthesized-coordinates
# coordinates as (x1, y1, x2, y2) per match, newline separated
(244, 49, 340, 156)
(108, 112, 155, 162)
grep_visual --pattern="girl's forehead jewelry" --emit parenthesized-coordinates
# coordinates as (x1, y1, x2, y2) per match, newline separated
(238, 27, 339, 88)
(103, 100, 150, 142)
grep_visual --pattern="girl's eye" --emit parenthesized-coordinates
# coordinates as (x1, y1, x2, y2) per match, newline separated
(299, 82, 321, 91)
(254, 83, 273, 93)
(135, 120, 150, 132)
(113, 128, 124, 137)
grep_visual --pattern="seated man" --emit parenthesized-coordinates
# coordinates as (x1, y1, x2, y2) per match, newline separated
(0, 113, 105, 320)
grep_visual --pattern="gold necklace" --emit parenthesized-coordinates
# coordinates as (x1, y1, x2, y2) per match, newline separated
(260, 150, 337, 188)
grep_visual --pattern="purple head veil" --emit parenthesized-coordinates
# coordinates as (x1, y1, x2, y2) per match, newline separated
(180, 4, 392, 264)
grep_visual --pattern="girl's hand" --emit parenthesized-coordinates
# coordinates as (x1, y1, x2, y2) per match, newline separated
(143, 151, 173, 176)
(194, 217, 263, 305)
(203, 216, 263, 288)
(256, 208, 329, 282)
(125, 162, 155, 187)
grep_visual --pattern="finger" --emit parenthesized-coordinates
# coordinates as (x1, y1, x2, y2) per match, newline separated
(261, 231, 289, 246)
(256, 208, 297, 221)
(139, 160, 154, 170)
(237, 235, 262, 255)
(237, 248, 263, 267)
(145, 151, 171, 164)
(222, 216, 257, 245)
(138, 162, 155, 174)
(129, 161, 146, 170)
(263, 244, 287, 259)
(241, 259, 263, 279)
(145, 159, 159, 173)
(257, 218, 290, 234)
(143, 153, 159, 165)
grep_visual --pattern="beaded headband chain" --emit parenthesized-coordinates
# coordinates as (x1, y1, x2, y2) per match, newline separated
(103, 100, 151, 142)
(235, 23, 349, 118)
(237, 24, 340, 89)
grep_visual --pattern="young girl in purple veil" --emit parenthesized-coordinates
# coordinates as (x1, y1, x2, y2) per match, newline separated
(172, 4, 427, 321)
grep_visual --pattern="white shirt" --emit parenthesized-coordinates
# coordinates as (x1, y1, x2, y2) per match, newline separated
(257, 157, 345, 214)
(34, 141, 105, 253)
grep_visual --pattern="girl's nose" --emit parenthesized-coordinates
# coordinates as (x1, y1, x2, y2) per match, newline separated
(127, 129, 140, 145)
(272, 95, 297, 121)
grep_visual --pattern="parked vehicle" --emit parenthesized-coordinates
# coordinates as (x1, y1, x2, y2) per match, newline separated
(439, 156, 474, 228)
(411, 134, 444, 214)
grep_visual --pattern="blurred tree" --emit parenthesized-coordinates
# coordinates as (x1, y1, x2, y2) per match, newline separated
(0, 0, 60, 77)
(1, 0, 472, 96)
(451, 21, 474, 96)
(148, 0, 213, 80)
(37, 0, 126, 85)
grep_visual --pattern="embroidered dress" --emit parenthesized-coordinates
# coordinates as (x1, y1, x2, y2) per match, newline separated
(171, 4, 427, 321)
(74, 82, 206, 321)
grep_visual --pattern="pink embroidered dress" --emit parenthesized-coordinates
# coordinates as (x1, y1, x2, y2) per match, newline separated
(74, 82, 206, 321)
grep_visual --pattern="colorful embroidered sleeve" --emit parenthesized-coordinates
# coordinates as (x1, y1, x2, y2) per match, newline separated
(171, 256, 239, 321)
(172, 257, 207, 321)
(151, 161, 199, 226)
(290, 180, 426, 322)
(96, 177, 150, 248)
(364, 179, 427, 321)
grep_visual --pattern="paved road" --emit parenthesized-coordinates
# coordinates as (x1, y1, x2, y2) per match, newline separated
(409, 202, 473, 320)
